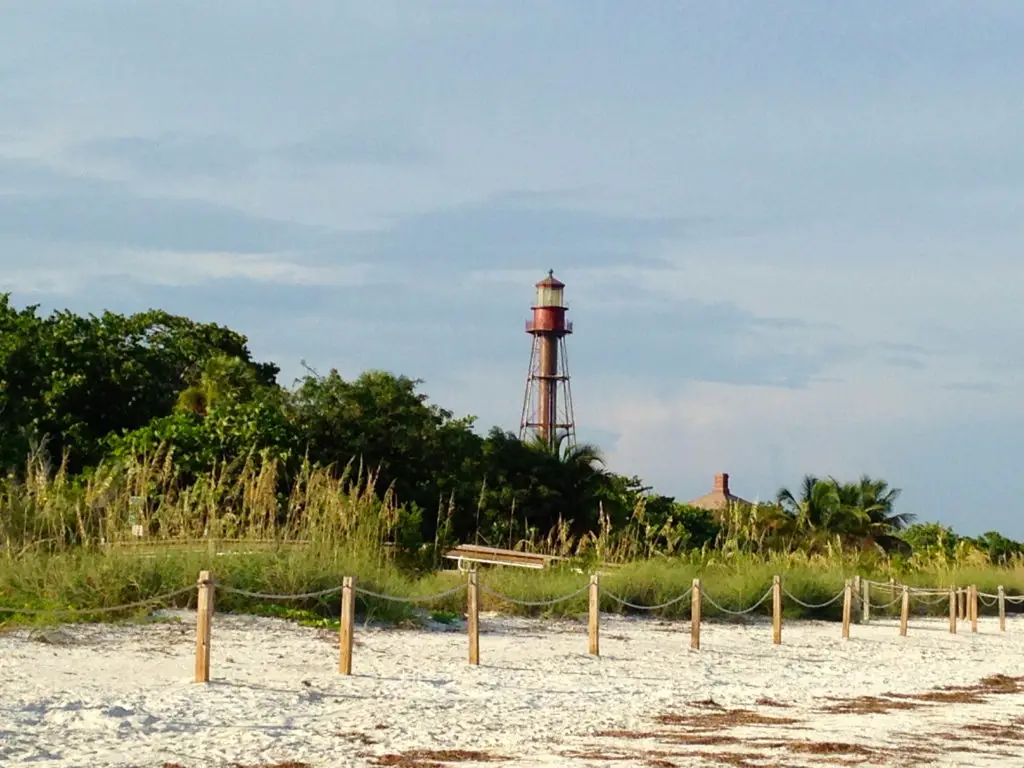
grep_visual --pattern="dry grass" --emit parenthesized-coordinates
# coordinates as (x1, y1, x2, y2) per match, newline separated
(654, 708, 800, 729)
(335, 730, 378, 746)
(767, 740, 884, 757)
(370, 749, 510, 767)
(685, 752, 768, 768)
(753, 697, 790, 708)
(818, 675, 1024, 716)
(819, 694, 921, 715)
(963, 723, 1024, 743)
(560, 750, 634, 760)
(579, 674, 1024, 767)
(593, 731, 743, 747)
(689, 697, 725, 709)
(962, 673, 1024, 694)
(889, 689, 987, 705)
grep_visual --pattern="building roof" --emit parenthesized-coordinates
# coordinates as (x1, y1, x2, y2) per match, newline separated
(535, 269, 564, 288)
(684, 472, 753, 510)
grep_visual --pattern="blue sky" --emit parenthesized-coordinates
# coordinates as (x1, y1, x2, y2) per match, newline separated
(2, 2, 1023, 535)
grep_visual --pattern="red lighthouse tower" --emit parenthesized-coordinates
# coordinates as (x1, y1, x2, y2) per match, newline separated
(519, 270, 576, 450)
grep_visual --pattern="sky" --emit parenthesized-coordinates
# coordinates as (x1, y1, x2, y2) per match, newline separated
(2, 2, 1023, 536)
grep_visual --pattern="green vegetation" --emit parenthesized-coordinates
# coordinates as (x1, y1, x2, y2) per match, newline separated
(2, 294, 1023, 626)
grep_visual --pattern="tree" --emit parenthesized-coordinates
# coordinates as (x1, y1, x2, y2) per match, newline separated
(836, 475, 914, 554)
(0, 295, 47, 470)
(286, 369, 483, 540)
(777, 475, 848, 536)
(971, 531, 1023, 565)
(776, 474, 912, 554)
(0, 296, 278, 473)
(530, 438, 610, 535)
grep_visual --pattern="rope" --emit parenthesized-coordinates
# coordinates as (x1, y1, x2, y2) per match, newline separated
(0, 585, 197, 616)
(869, 594, 904, 610)
(700, 587, 774, 616)
(603, 590, 691, 611)
(863, 579, 1024, 602)
(783, 588, 845, 609)
(863, 579, 947, 595)
(218, 585, 344, 600)
(480, 584, 590, 607)
(979, 595, 999, 608)
(864, 579, 900, 589)
(911, 593, 950, 606)
(354, 583, 468, 603)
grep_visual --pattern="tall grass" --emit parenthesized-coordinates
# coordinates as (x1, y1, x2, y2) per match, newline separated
(2, 447, 402, 558)
(3, 450, 1024, 626)
(0, 448, 425, 623)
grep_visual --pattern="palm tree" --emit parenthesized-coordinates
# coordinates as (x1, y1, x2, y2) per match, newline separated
(836, 475, 914, 553)
(776, 475, 850, 536)
(175, 354, 258, 416)
(524, 437, 609, 537)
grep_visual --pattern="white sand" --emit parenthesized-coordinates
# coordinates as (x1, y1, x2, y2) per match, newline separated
(3, 611, 1024, 767)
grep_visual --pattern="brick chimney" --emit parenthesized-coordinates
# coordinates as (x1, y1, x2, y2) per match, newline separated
(714, 472, 730, 495)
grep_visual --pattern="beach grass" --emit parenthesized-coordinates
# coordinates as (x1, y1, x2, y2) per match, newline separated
(3, 452, 1024, 627)
(3, 544, 1024, 627)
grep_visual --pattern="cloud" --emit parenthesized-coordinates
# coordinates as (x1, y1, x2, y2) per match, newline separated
(3, 0, 1024, 540)
(0, 157, 331, 253)
(0, 250, 372, 296)
(1, 150, 691, 271)
(0, 193, 330, 253)
(64, 127, 435, 180)
(68, 134, 256, 179)
(577, 365, 1024, 533)
(348, 191, 698, 269)
(939, 381, 1001, 394)
(884, 356, 927, 370)
(274, 129, 434, 167)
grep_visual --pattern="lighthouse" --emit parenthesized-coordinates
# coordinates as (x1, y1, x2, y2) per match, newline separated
(519, 270, 577, 451)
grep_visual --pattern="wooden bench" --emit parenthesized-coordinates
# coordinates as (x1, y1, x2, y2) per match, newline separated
(444, 544, 564, 571)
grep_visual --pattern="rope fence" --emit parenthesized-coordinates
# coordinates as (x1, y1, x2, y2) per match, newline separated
(602, 590, 692, 611)
(3, 571, 1021, 682)
(0, 585, 199, 616)
(480, 584, 590, 607)
(354, 583, 469, 603)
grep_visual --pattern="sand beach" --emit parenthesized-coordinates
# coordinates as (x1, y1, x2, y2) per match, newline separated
(2, 612, 1023, 767)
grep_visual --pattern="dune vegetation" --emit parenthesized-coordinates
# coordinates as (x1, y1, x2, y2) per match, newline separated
(2, 294, 1023, 625)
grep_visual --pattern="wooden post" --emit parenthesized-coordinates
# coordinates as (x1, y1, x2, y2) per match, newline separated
(690, 578, 701, 651)
(772, 575, 782, 645)
(588, 573, 600, 656)
(998, 586, 1006, 632)
(852, 575, 861, 621)
(948, 587, 957, 634)
(958, 588, 967, 620)
(194, 570, 214, 683)
(970, 584, 978, 633)
(899, 585, 909, 637)
(841, 579, 852, 640)
(467, 570, 480, 665)
(862, 579, 870, 623)
(339, 576, 355, 675)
